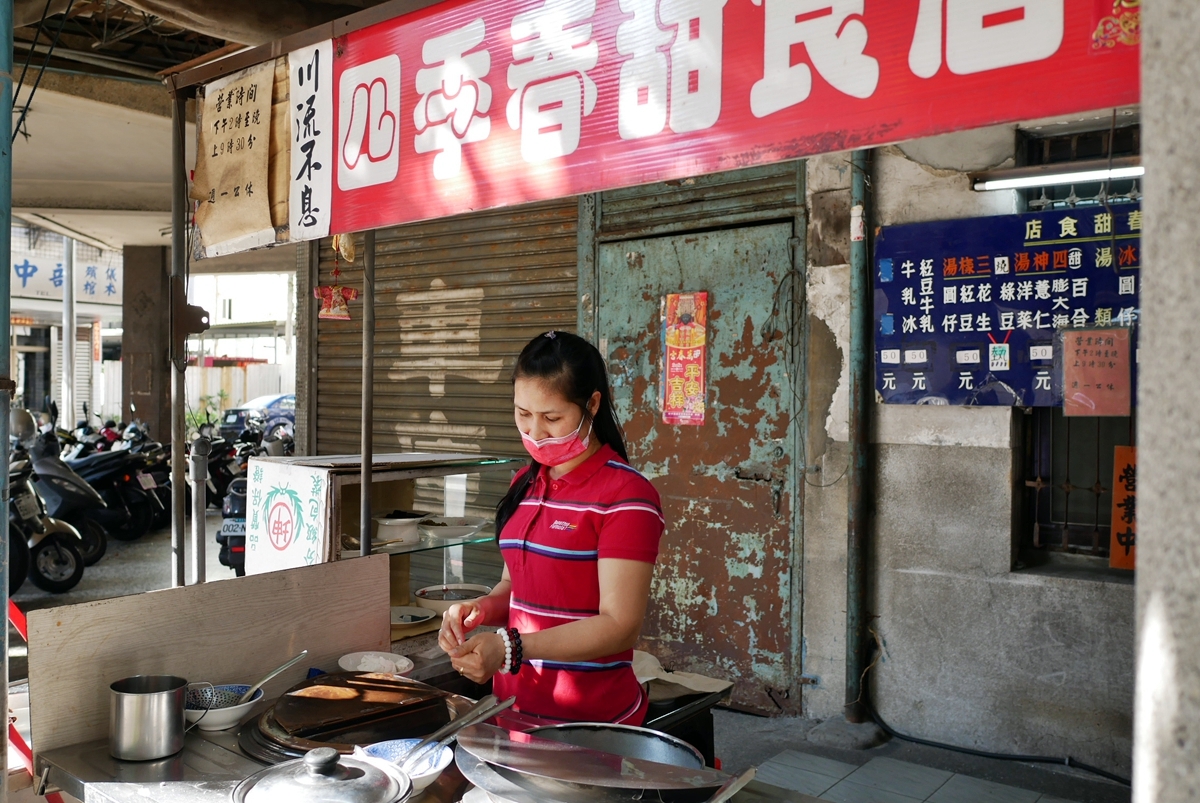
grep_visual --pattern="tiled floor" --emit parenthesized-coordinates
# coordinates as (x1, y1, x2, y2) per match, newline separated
(754, 751, 1078, 803)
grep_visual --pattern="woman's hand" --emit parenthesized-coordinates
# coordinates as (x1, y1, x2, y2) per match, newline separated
(449, 631, 506, 684)
(437, 602, 486, 654)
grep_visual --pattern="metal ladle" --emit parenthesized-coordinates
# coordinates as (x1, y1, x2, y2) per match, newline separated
(399, 694, 516, 775)
(236, 649, 309, 705)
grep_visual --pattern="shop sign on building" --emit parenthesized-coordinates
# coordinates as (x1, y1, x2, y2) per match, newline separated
(263, 0, 1138, 242)
(874, 203, 1141, 406)
(10, 236, 122, 306)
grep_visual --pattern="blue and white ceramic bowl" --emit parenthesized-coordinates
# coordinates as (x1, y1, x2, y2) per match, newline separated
(184, 684, 264, 731)
(361, 738, 453, 790)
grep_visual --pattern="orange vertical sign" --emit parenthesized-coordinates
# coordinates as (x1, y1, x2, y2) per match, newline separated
(661, 292, 707, 426)
(1063, 328, 1132, 417)
(1109, 445, 1136, 570)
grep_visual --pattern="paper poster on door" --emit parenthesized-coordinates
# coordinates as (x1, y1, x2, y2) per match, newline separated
(1109, 445, 1136, 570)
(661, 292, 708, 426)
(1062, 328, 1132, 417)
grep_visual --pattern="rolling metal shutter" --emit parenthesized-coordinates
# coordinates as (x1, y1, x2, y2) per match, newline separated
(598, 162, 804, 240)
(314, 198, 578, 586)
(52, 327, 95, 425)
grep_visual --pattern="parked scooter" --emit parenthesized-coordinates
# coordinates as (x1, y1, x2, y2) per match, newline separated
(218, 477, 247, 577)
(10, 410, 86, 593)
(63, 444, 162, 542)
(28, 404, 109, 565)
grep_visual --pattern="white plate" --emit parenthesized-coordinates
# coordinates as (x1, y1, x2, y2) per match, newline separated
(337, 651, 415, 675)
(390, 605, 436, 627)
(418, 516, 488, 539)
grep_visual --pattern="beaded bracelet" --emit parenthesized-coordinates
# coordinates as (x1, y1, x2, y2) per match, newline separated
(497, 627, 513, 674)
(508, 628, 523, 675)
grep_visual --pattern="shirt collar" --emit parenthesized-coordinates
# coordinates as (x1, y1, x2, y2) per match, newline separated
(539, 443, 617, 487)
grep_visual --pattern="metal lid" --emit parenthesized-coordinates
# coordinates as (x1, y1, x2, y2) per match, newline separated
(234, 747, 413, 803)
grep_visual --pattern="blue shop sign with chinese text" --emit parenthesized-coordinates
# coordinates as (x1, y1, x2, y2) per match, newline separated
(875, 204, 1140, 406)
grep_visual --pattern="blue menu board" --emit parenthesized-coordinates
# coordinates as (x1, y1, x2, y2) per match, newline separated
(874, 203, 1141, 406)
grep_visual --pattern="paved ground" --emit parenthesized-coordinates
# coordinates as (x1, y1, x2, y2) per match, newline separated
(9, 511, 234, 680)
(714, 710, 1130, 803)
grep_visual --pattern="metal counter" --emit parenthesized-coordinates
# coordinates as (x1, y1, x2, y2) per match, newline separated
(36, 726, 470, 803)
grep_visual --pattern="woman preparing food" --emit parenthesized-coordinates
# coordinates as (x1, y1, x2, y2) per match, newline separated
(438, 330, 665, 725)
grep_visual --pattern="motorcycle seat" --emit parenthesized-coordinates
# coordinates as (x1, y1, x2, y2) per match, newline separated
(65, 451, 128, 472)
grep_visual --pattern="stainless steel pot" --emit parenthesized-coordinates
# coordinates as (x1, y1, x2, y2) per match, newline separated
(231, 747, 414, 803)
(109, 675, 189, 761)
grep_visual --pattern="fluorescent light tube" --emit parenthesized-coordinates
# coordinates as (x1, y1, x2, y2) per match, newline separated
(973, 165, 1144, 191)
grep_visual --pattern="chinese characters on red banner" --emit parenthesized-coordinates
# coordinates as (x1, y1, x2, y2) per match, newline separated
(266, 0, 1139, 240)
(661, 292, 708, 426)
(1109, 445, 1135, 570)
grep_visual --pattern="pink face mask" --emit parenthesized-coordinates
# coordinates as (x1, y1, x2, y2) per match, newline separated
(520, 416, 592, 466)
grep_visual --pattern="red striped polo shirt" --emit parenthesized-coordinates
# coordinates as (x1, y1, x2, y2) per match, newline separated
(492, 443, 664, 725)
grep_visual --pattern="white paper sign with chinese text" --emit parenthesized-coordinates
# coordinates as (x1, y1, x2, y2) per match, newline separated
(288, 41, 334, 241)
(193, 61, 276, 258)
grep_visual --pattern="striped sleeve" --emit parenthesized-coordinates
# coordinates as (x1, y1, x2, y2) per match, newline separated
(597, 469, 664, 563)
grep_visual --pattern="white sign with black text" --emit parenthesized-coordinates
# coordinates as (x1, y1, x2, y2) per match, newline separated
(289, 41, 335, 241)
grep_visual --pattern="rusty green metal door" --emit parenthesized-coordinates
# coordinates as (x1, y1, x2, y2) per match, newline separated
(597, 222, 800, 713)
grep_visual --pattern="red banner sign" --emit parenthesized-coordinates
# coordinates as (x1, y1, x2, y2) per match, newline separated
(1109, 444, 1135, 570)
(322, 0, 1138, 235)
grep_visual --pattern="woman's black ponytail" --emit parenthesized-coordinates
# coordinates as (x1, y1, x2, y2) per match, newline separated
(495, 331, 629, 536)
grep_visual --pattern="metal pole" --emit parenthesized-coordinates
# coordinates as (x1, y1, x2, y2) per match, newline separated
(845, 149, 871, 723)
(190, 436, 209, 584)
(170, 91, 187, 587)
(360, 230, 374, 557)
(0, 0, 14, 794)
(60, 236, 74, 423)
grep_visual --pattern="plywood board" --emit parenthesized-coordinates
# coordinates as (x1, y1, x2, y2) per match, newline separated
(28, 554, 390, 754)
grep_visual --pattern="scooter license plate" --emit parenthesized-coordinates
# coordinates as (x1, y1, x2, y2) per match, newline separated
(228, 459, 244, 475)
(220, 519, 246, 537)
(137, 473, 157, 490)
(14, 494, 39, 521)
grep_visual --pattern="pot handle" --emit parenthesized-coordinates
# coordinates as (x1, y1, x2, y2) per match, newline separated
(185, 681, 215, 732)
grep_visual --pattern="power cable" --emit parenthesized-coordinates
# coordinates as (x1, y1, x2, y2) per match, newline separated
(12, 0, 78, 145)
(13, 0, 56, 106)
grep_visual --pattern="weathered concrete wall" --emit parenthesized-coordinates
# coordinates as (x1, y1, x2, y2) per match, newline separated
(1134, 2, 1200, 799)
(872, 408, 1134, 773)
(800, 130, 1134, 773)
(802, 152, 853, 719)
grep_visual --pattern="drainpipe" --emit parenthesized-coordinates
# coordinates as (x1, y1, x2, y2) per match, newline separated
(61, 237, 74, 422)
(0, 0, 14, 793)
(845, 149, 871, 723)
(360, 230, 375, 557)
(170, 92, 187, 587)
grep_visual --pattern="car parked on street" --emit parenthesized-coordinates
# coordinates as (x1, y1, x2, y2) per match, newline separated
(218, 394, 295, 441)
